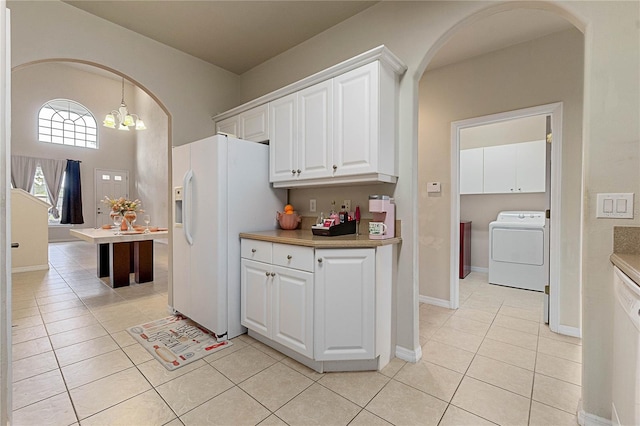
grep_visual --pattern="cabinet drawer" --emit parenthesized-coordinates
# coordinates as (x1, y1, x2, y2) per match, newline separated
(241, 239, 272, 263)
(273, 243, 314, 272)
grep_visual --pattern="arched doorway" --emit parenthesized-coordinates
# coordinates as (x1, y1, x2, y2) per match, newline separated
(415, 5, 585, 340)
(11, 60, 172, 235)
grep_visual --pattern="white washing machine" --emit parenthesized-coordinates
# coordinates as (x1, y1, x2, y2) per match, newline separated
(488, 211, 548, 292)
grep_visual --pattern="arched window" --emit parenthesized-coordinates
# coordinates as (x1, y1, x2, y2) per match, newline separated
(38, 99, 98, 149)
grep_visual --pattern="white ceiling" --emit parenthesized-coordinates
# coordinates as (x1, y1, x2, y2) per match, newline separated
(61, 1, 574, 76)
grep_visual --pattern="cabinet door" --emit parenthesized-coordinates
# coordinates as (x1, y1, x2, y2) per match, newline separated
(516, 140, 546, 192)
(333, 62, 379, 177)
(272, 265, 314, 358)
(241, 105, 269, 142)
(298, 80, 333, 180)
(216, 116, 239, 137)
(460, 148, 484, 194)
(314, 248, 375, 360)
(269, 94, 298, 182)
(483, 144, 517, 193)
(240, 259, 271, 338)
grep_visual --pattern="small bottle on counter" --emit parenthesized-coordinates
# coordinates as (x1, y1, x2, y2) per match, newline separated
(339, 205, 348, 223)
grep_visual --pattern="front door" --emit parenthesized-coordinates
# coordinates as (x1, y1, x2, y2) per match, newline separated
(95, 168, 129, 227)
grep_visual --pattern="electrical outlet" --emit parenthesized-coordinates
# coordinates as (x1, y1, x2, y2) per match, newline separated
(343, 199, 351, 212)
(310, 199, 317, 212)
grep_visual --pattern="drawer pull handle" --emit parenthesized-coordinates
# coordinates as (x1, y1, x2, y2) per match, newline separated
(317, 258, 323, 263)
(287, 255, 292, 260)
(251, 249, 256, 253)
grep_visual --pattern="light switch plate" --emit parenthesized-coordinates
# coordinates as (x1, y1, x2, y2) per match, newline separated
(596, 193, 634, 218)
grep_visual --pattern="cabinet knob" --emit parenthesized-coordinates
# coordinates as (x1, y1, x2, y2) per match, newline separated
(518, 188, 522, 191)
(292, 170, 296, 174)
(265, 272, 270, 277)
(251, 248, 256, 253)
(270, 272, 276, 277)
(287, 255, 292, 260)
(317, 258, 323, 263)
(333, 165, 337, 170)
(297, 169, 301, 174)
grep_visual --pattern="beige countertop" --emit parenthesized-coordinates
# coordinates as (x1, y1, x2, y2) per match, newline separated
(610, 226, 640, 285)
(239, 229, 402, 248)
(610, 253, 640, 285)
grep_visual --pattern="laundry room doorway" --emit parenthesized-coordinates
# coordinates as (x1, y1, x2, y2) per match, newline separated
(451, 102, 563, 332)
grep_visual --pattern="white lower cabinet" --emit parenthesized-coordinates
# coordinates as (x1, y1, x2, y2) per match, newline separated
(240, 240, 314, 358)
(314, 248, 375, 360)
(240, 239, 383, 370)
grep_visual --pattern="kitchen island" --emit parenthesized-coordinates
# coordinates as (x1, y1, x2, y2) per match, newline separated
(240, 228, 401, 372)
(70, 228, 168, 288)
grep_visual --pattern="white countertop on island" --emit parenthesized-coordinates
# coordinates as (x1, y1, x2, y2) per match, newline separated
(70, 228, 168, 244)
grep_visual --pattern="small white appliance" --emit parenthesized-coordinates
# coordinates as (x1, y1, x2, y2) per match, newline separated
(612, 266, 640, 426)
(368, 195, 395, 240)
(488, 211, 547, 291)
(172, 135, 286, 340)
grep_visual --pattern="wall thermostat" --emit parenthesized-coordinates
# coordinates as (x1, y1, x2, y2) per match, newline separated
(427, 182, 441, 193)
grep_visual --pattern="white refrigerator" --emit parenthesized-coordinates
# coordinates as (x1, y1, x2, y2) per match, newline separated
(171, 135, 286, 340)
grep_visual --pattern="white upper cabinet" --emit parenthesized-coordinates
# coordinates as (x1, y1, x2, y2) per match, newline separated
(215, 104, 269, 142)
(515, 140, 546, 192)
(214, 46, 407, 189)
(460, 147, 484, 194)
(215, 115, 239, 137)
(298, 80, 334, 181)
(269, 93, 298, 182)
(462, 140, 546, 194)
(240, 104, 269, 142)
(270, 61, 400, 188)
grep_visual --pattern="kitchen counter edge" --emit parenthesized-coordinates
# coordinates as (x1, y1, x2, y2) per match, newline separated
(610, 253, 640, 285)
(240, 230, 402, 248)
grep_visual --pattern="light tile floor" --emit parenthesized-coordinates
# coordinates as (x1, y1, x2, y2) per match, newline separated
(11, 241, 582, 425)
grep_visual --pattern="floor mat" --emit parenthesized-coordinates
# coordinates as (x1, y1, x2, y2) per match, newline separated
(127, 315, 232, 371)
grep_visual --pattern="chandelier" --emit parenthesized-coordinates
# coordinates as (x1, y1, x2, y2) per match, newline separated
(103, 78, 146, 131)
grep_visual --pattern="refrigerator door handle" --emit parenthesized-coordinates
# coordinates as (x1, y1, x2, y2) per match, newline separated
(183, 169, 194, 245)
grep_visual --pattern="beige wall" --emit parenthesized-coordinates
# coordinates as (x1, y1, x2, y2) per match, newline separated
(419, 27, 584, 330)
(236, 1, 639, 419)
(460, 114, 546, 150)
(134, 86, 169, 228)
(8, 0, 240, 147)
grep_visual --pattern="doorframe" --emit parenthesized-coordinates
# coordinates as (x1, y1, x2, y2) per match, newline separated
(450, 102, 563, 333)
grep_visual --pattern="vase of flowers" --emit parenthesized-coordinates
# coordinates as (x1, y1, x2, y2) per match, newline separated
(102, 197, 143, 231)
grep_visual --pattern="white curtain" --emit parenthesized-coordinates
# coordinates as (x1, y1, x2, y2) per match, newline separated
(39, 158, 66, 218)
(10, 155, 37, 191)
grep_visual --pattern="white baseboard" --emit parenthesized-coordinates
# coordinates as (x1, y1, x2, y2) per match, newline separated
(395, 345, 422, 363)
(577, 399, 611, 426)
(558, 324, 582, 338)
(419, 295, 451, 308)
(12, 264, 49, 273)
(470, 266, 488, 273)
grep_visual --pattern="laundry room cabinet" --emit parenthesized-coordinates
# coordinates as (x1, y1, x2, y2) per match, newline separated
(483, 140, 546, 193)
(460, 140, 546, 194)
